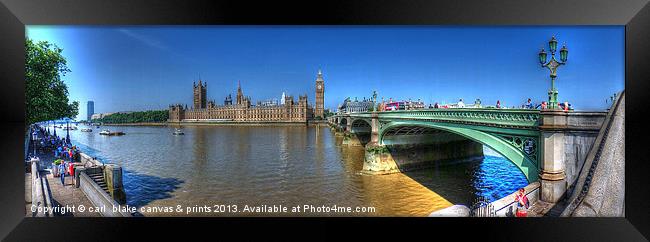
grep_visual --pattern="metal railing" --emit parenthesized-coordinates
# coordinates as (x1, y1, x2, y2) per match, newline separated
(470, 196, 496, 217)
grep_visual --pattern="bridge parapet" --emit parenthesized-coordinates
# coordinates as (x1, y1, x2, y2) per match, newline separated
(340, 108, 541, 129)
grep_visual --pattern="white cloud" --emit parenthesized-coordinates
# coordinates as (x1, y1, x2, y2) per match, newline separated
(117, 28, 168, 50)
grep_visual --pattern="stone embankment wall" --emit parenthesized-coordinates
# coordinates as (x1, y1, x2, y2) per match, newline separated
(563, 92, 625, 217)
(491, 182, 540, 216)
(428, 182, 540, 217)
(77, 153, 131, 217)
(564, 133, 597, 188)
(564, 112, 606, 191)
(78, 172, 131, 217)
(79, 153, 103, 167)
(29, 159, 54, 217)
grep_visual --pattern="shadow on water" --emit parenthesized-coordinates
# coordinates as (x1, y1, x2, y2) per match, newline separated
(401, 154, 529, 207)
(401, 159, 483, 206)
(122, 170, 184, 209)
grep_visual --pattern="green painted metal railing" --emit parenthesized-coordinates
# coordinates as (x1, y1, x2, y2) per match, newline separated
(339, 108, 540, 128)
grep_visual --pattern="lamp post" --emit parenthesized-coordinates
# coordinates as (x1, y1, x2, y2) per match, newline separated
(66, 119, 71, 144)
(31, 129, 38, 157)
(538, 36, 569, 109)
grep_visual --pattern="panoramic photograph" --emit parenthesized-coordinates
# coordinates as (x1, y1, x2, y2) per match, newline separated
(25, 26, 624, 217)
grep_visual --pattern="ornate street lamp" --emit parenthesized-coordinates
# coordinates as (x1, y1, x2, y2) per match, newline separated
(538, 36, 568, 109)
(559, 44, 569, 63)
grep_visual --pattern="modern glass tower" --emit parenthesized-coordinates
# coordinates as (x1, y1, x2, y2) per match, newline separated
(87, 101, 94, 121)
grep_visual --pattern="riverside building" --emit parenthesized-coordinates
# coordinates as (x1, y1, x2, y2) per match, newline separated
(169, 71, 325, 123)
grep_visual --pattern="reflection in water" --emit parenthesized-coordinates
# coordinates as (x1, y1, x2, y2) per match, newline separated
(67, 125, 527, 216)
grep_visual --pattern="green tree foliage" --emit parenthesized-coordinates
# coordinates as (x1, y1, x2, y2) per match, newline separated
(26, 38, 79, 124)
(323, 109, 335, 118)
(93, 110, 169, 123)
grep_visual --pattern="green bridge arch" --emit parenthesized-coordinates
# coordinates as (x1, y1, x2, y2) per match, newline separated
(379, 121, 539, 182)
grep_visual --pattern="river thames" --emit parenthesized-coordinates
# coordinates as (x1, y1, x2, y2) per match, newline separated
(64, 124, 527, 216)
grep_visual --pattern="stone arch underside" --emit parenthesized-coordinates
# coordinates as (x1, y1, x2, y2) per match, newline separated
(350, 119, 371, 133)
(342, 118, 372, 146)
(379, 121, 539, 182)
(338, 117, 348, 131)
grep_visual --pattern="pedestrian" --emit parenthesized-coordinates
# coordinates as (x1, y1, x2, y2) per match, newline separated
(563, 101, 569, 112)
(525, 98, 533, 109)
(434, 102, 439, 109)
(457, 98, 465, 108)
(515, 188, 529, 217)
(59, 161, 66, 185)
(541, 101, 547, 109)
(68, 161, 75, 183)
(496, 100, 501, 109)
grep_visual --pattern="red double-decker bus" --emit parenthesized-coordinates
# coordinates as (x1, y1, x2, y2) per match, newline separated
(384, 101, 406, 111)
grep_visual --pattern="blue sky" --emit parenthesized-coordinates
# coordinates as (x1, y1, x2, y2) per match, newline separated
(26, 26, 624, 120)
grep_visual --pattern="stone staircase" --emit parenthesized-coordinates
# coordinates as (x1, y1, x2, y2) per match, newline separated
(87, 172, 109, 193)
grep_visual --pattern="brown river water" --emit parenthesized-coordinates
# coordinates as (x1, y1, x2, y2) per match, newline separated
(64, 124, 527, 216)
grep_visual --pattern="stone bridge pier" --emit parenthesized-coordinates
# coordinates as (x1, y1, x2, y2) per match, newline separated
(538, 110, 605, 203)
(336, 113, 380, 146)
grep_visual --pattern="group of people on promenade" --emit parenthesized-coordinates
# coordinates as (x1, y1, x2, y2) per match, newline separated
(54, 144, 81, 186)
(31, 124, 82, 186)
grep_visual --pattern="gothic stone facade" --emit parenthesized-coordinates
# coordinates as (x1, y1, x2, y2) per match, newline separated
(169, 72, 324, 122)
(315, 70, 325, 119)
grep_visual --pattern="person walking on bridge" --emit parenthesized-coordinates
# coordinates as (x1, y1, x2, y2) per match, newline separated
(523, 98, 533, 109)
(457, 99, 465, 108)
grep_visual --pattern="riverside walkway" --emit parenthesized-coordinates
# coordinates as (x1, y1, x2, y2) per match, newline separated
(43, 169, 100, 217)
(25, 128, 99, 217)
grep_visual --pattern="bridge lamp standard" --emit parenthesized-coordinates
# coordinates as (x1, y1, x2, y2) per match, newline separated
(538, 36, 569, 109)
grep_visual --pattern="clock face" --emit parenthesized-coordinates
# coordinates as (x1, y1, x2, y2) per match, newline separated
(317, 84, 322, 90)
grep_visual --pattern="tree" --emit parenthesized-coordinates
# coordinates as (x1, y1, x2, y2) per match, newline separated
(92, 110, 169, 123)
(26, 38, 79, 125)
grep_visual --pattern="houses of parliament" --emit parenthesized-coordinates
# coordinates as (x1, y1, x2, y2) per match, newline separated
(169, 70, 325, 122)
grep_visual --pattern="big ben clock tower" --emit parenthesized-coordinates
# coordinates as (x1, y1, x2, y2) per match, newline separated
(315, 69, 325, 119)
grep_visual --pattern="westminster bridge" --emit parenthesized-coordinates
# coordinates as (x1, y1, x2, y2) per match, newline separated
(328, 108, 608, 204)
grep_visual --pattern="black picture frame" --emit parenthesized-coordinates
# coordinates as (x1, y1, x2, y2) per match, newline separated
(1, 0, 648, 240)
